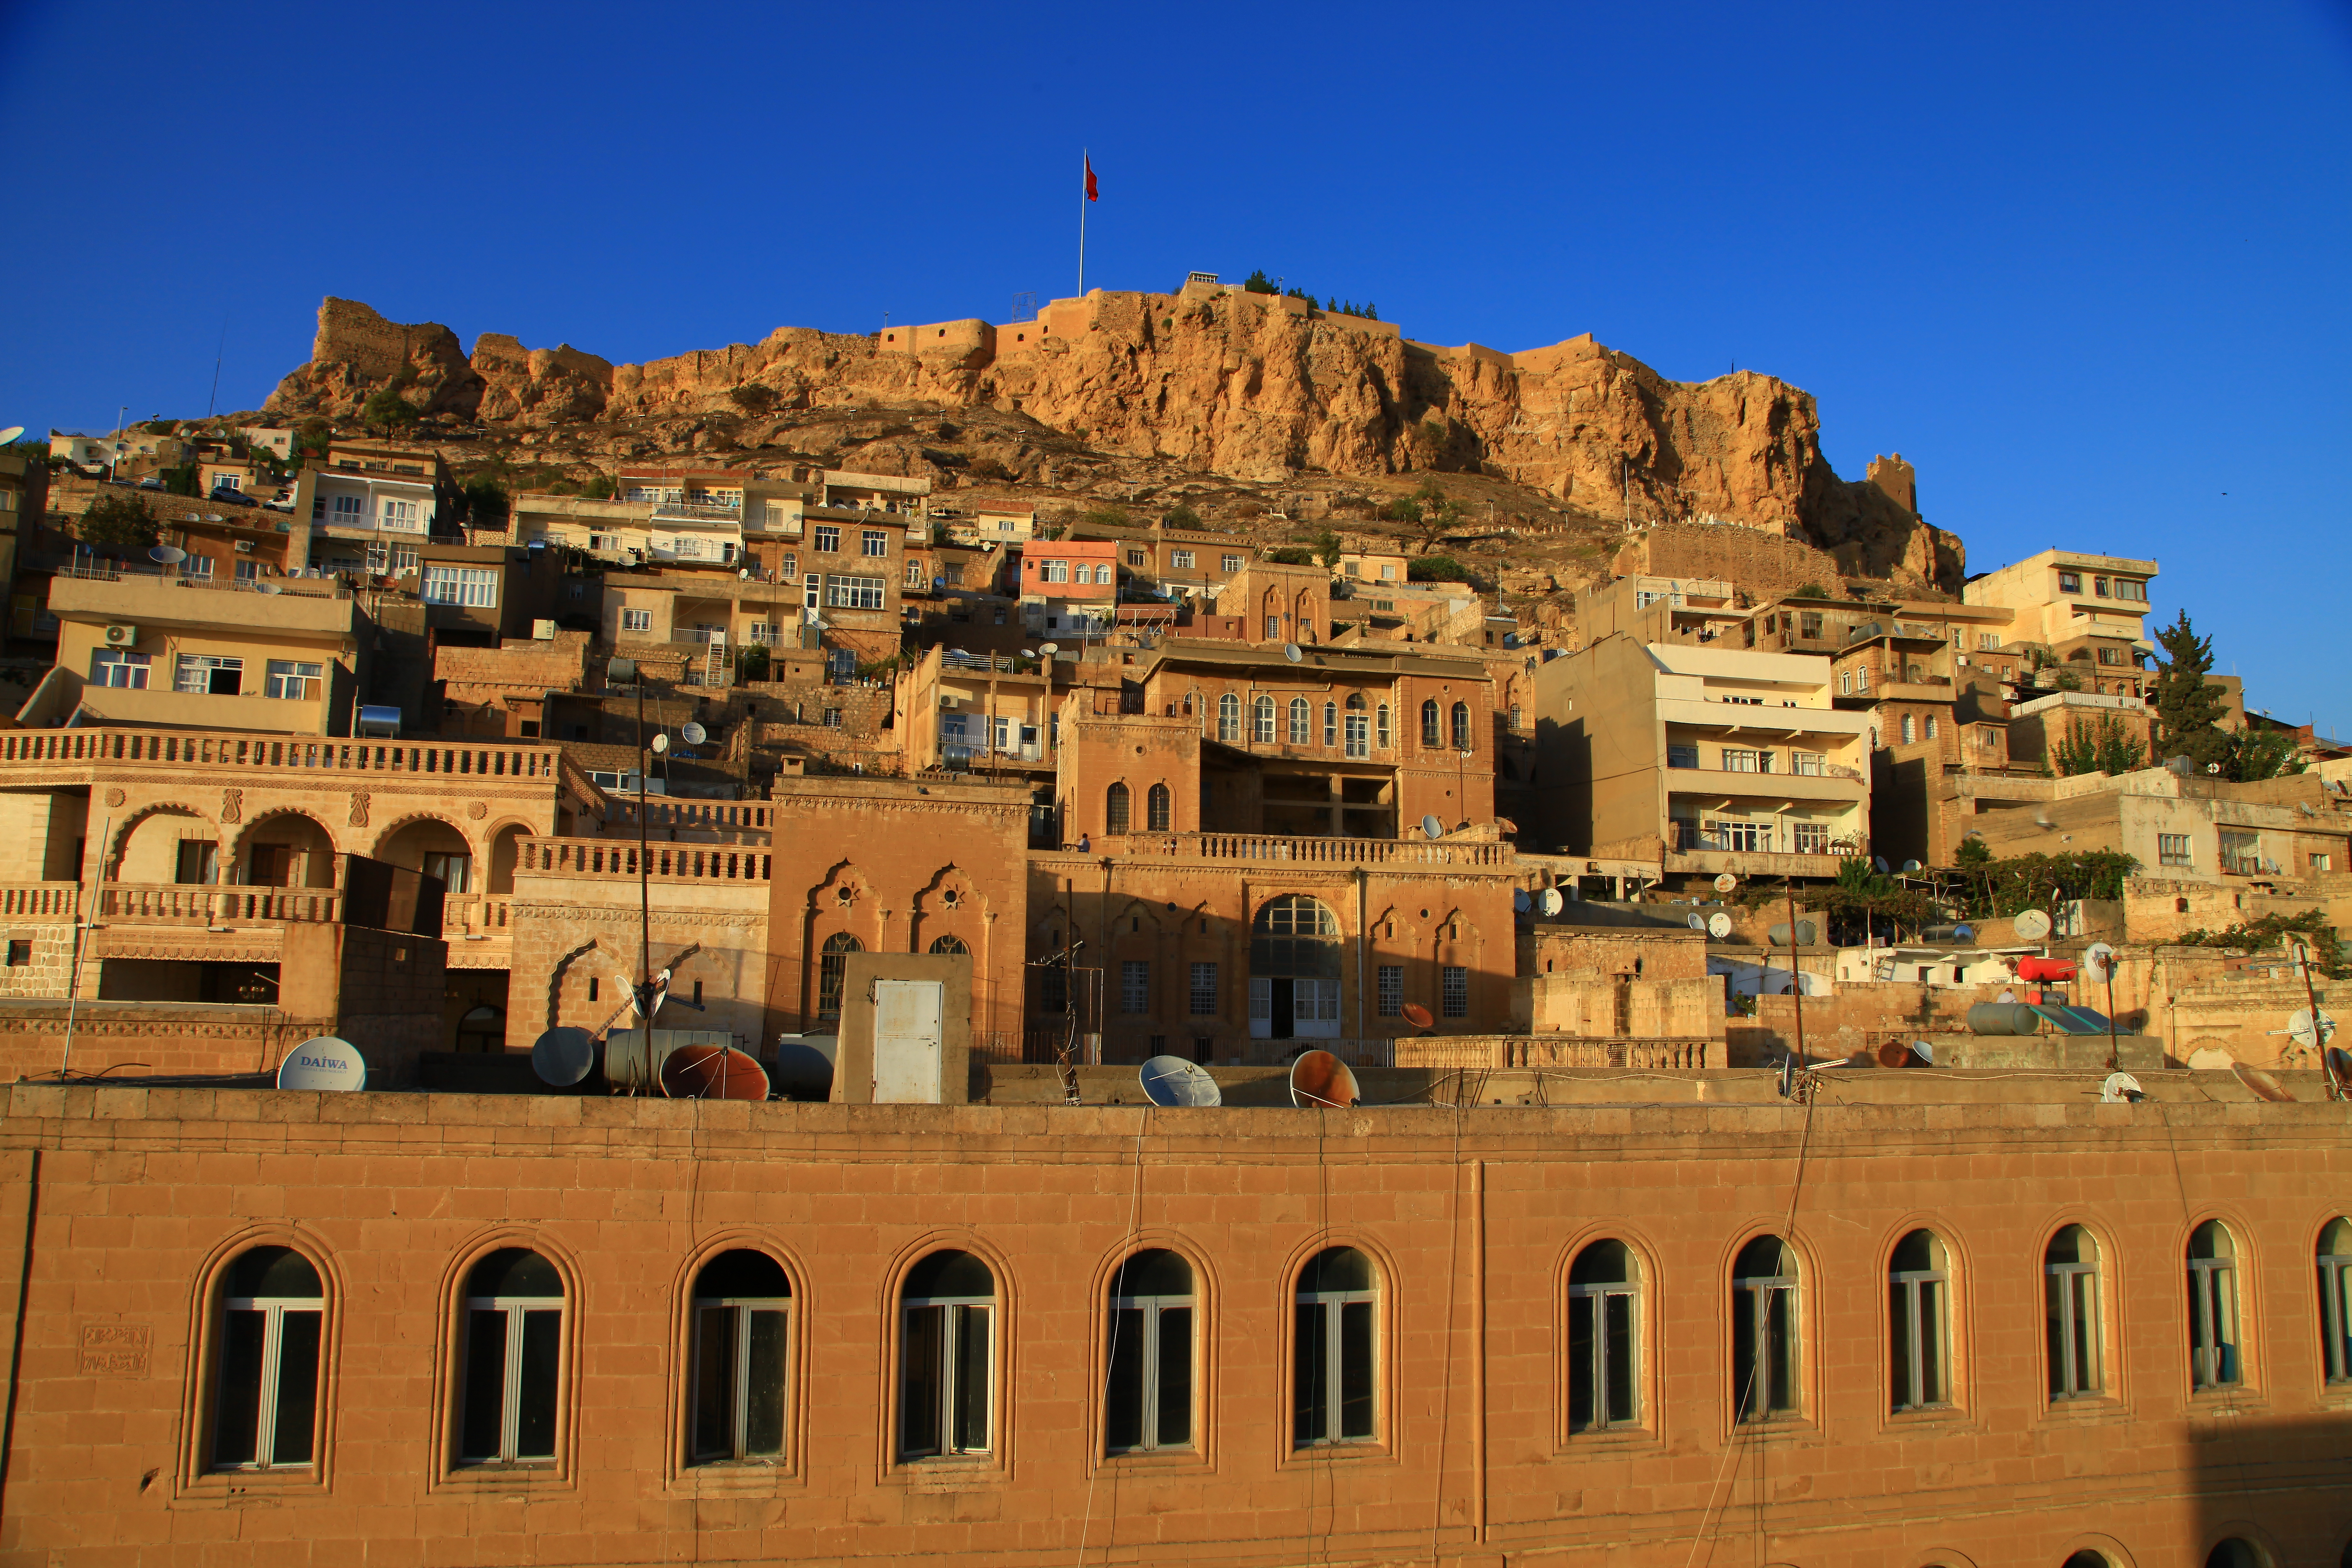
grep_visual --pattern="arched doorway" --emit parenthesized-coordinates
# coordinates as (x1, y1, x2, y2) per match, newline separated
(113, 807, 216, 885)
(374, 817, 475, 894)
(1250, 894, 1342, 1041)
(234, 811, 338, 887)
(486, 823, 527, 895)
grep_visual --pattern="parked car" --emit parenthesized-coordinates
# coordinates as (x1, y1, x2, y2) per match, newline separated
(208, 486, 258, 508)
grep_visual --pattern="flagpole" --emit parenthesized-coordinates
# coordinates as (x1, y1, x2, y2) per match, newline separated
(1078, 146, 1087, 297)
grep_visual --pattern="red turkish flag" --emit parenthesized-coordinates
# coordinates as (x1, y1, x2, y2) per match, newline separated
(1085, 157, 1099, 201)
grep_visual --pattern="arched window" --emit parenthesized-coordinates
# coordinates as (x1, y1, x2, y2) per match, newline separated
(459, 1248, 564, 1466)
(1344, 695, 1369, 758)
(1106, 1249, 1194, 1454)
(1146, 782, 1171, 832)
(1731, 1235, 1798, 1421)
(2045, 1224, 2103, 1399)
(900, 1251, 994, 1459)
(1889, 1229, 1951, 1411)
(2205, 1542, 2264, 1568)
(1294, 1247, 1376, 1447)
(1106, 781, 1131, 834)
(2317, 1216, 2352, 1383)
(2064, 1555, 2114, 1568)
(818, 932, 861, 1018)
(1251, 895, 1343, 1041)
(1567, 1240, 1639, 1432)
(1217, 692, 1240, 742)
(1322, 701, 1337, 747)
(1420, 699, 1441, 748)
(211, 1246, 323, 1471)
(1377, 703, 1391, 750)
(1253, 695, 1276, 745)
(691, 1250, 792, 1465)
(1288, 697, 1311, 745)
(928, 934, 969, 954)
(1451, 701, 1472, 751)
(2188, 1220, 2242, 1390)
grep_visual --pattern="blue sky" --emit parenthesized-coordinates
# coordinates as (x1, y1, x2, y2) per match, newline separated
(3, 1, 2346, 730)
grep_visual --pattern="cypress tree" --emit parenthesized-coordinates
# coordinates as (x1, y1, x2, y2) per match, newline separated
(2150, 609, 2231, 769)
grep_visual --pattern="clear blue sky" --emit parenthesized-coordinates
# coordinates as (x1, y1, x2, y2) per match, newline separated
(3, 1, 2346, 730)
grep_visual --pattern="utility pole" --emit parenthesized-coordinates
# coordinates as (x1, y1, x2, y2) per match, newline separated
(1785, 876, 1806, 1071)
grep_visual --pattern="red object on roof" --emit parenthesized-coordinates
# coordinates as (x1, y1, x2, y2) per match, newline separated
(2016, 956, 2076, 982)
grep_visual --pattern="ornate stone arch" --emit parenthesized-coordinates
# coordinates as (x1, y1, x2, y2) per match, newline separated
(366, 810, 480, 866)
(102, 800, 219, 880)
(223, 807, 347, 876)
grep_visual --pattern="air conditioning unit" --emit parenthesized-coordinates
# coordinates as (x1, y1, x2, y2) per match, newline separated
(938, 695, 959, 709)
(531, 619, 557, 640)
(103, 624, 138, 647)
(233, 539, 254, 553)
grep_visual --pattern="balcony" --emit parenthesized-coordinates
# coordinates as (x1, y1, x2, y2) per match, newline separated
(1658, 697, 1867, 739)
(98, 882, 341, 923)
(1090, 832, 1513, 868)
(1664, 763, 1865, 806)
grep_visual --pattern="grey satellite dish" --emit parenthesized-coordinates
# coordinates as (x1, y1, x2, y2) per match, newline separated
(2033, 809, 2055, 829)
(1421, 814, 1444, 840)
(1874, 855, 1891, 874)
(277, 1036, 365, 1092)
(531, 1026, 597, 1087)
(1713, 872, 1738, 893)
(1139, 1055, 1220, 1107)
(182, 512, 201, 522)
(1901, 859, 1923, 874)
(203, 513, 224, 524)
(255, 581, 283, 596)
(651, 732, 671, 754)
(148, 544, 186, 564)
(0, 426, 23, 445)
(1538, 888, 1563, 916)
(1686, 913, 1706, 930)
(2100, 1072, 2144, 1104)
(2291, 1008, 2339, 1050)
(1512, 889, 1532, 914)
(1283, 643, 1303, 663)
(2013, 909, 2053, 941)
(680, 721, 708, 745)
(1707, 912, 1733, 939)
(1913, 1040, 1934, 1065)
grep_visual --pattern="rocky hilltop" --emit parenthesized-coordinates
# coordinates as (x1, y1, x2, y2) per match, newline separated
(268, 294, 1960, 587)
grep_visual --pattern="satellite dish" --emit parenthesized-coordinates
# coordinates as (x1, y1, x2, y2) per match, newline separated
(1401, 1002, 1435, 1029)
(1538, 888, 1563, 916)
(1283, 643, 1303, 663)
(1421, 814, 1444, 840)
(531, 1026, 597, 1087)
(255, 581, 283, 596)
(0, 426, 23, 444)
(1913, 1040, 1934, 1065)
(652, 732, 671, 754)
(1900, 859, 1923, 874)
(276, 1036, 365, 1092)
(2206, 762, 2223, 775)
(1039, 642, 1060, 655)
(204, 513, 224, 524)
(681, 721, 708, 745)
(661, 1042, 770, 1101)
(148, 544, 186, 564)
(2081, 941, 2117, 982)
(1874, 856, 1891, 874)
(1139, 1055, 1220, 1107)
(1713, 872, 1738, 893)
(1289, 1050, 1359, 1109)
(2231, 1063, 2295, 1103)
(2100, 1072, 2144, 1104)
(1512, 889, 1532, 914)
(1686, 913, 1706, 930)
(1707, 912, 1733, 939)
(1876, 1038, 1916, 1069)
(2290, 1008, 2339, 1050)
(2013, 909, 2053, 941)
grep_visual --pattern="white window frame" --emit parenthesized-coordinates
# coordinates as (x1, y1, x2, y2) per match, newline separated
(824, 576, 886, 610)
(459, 1289, 564, 1465)
(813, 525, 840, 553)
(211, 1284, 323, 1471)
(380, 498, 423, 533)
(1293, 1264, 1377, 1448)
(898, 1292, 993, 1459)
(176, 654, 243, 696)
(1170, 550, 1195, 569)
(689, 1289, 792, 1464)
(264, 660, 325, 701)
(621, 608, 653, 633)
(2045, 1232, 2102, 1400)
(89, 648, 151, 689)
(422, 566, 498, 608)
(1568, 1250, 1640, 1433)
(1106, 1274, 1195, 1454)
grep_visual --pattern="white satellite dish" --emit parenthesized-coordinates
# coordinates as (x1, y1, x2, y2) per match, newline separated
(203, 513, 224, 523)
(1713, 872, 1738, 893)
(2013, 909, 2053, 941)
(1901, 859, 1923, 874)
(1283, 643, 1303, 663)
(2100, 1072, 2144, 1104)
(1139, 1055, 1220, 1106)
(652, 732, 671, 754)
(1538, 888, 1563, 916)
(1686, 913, 1706, 930)
(1707, 912, 1733, 939)
(148, 544, 186, 564)
(0, 426, 23, 445)
(1039, 642, 1060, 656)
(531, 1026, 597, 1087)
(2290, 1008, 2339, 1050)
(1512, 889, 1532, 913)
(681, 721, 708, 745)
(277, 1036, 365, 1092)
(255, 581, 283, 596)
(2081, 941, 2117, 982)
(2206, 762, 2223, 775)
(1421, 814, 1444, 840)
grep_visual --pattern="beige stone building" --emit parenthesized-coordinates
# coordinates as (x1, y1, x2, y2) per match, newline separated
(1963, 546, 2158, 698)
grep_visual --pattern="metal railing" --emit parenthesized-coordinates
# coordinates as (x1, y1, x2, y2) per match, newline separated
(58, 562, 347, 600)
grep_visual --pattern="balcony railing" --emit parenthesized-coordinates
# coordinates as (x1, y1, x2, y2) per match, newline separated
(57, 562, 346, 600)
(0, 727, 572, 784)
(99, 882, 340, 923)
(0, 884, 80, 918)
(1393, 1036, 1713, 1070)
(518, 838, 771, 883)
(443, 894, 513, 937)
(1099, 832, 1512, 867)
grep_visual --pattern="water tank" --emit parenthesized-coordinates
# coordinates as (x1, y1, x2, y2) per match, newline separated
(2016, 956, 2076, 982)
(1968, 1003, 2044, 1037)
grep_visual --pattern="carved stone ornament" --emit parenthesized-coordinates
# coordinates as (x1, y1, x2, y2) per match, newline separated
(221, 788, 242, 825)
(467, 800, 488, 820)
(349, 791, 371, 828)
(103, 787, 125, 808)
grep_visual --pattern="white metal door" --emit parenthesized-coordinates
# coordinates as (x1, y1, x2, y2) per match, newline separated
(872, 979, 945, 1103)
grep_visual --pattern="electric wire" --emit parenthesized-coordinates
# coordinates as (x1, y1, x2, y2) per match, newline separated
(1070, 1117, 1149, 1568)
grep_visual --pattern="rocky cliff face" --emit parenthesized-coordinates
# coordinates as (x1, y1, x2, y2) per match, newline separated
(268, 294, 1961, 587)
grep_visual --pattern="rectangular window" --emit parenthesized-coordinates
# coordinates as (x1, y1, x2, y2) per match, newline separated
(1710, 819, 1769, 853)
(367, 542, 420, 576)
(264, 660, 325, 701)
(824, 576, 887, 610)
(330, 494, 364, 526)
(1044, 560, 1069, 583)
(2097, 647, 2122, 665)
(2112, 578, 2146, 602)
(459, 1297, 562, 1465)
(381, 498, 421, 531)
(1798, 611, 1823, 639)
(1441, 966, 1468, 1018)
(182, 554, 214, 579)
(1376, 965, 1402, 1018)
(2058, 571, 2082, 594)
(89, 649, 151, 689)
(214, 1294, 322, 1471)
(1170, 550, 1195, 569)
(422, 566, 498, 607)
(1219, 554, 1241, 572)
(1127, 551, 1147, 566)
(621, 608, 652, 633)
(1188, 962, 1217, 1016)
(1667, 743, 1700, 769)
(1120, 960, 1149, 1015)
(861, 530, 887, 557)
(2159, 833, 2193, 867)
(1344, 712, 1369, 758)
(813, 525, 839, 553)
(1791, 822, 1831, 855)
(176, 655, 243, 696)
(1722, 748, 1759, 773)
(1105, 1285, 1192, 1455)
(2093, 576, 2110, 597)
(1264, 616, 1281, 639)
(5, 940, 28, 967)
(1792, 751, 1823, 776)
(1979, 632, 2002, 650)
(942, 564, 962, 585)
(899, 1300, 992, 1458)
(2313, 853, 2334, 872)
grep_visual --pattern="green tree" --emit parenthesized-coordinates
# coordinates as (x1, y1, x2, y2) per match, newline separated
(1398, 478, 1465, 554)
(2224, 725, 2303, 781)
(1408, 555, 1469, 583)
(2054, 712, 2149, 777)
(161, 461, 203, 497)
(1264, 546, 1314, 565)
(1312, 529, 1343, 569)
(1081, 506, 1130, 530)
(1284, 285, 1315, 302)
(580, 474, 616, 500)
(1241, 269, 1277, 294)
(462, 475, 510, 529)
(295, 418, 333, 457)
(735, 644, 772, 683)
(1790, 581, 1830, 600)
(362, 387, 420, 433)
(2151, 609, 2231, 769)
(1162, 503, 1202, 530)
(77, 493, 158, 553)
(727, 383, 776, 414)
